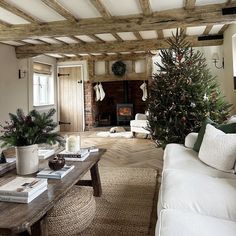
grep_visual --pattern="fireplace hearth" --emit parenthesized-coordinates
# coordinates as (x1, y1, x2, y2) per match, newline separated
(117, 103, 133, 125)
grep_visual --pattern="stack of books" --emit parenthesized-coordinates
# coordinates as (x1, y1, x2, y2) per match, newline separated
(57, 148, 90, 161)
(37, 165, 75, 179)
(0, 177, 47, 203)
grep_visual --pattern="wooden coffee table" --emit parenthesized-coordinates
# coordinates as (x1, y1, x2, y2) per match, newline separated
(0, 148, 106, 236)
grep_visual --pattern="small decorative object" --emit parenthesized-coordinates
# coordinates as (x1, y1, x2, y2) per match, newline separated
(65, 135, 80, 153)
(0, 108, 65, 175)
(48, 156, 65, 171)
(0, 152, 6, 164)
(112, 61, 126, 77)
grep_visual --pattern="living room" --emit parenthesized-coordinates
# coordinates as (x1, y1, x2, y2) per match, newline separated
(0, 0, 236, 235)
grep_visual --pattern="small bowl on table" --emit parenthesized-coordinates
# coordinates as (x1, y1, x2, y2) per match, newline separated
(48, 156, 65, 171)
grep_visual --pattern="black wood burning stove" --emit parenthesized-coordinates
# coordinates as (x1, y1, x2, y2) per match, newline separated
(116, 103, 133, 125)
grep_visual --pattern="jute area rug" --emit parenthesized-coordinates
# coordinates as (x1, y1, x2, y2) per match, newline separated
(80, 167, 159, 236)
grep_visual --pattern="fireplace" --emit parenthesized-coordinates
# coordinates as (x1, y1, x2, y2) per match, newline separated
(117, 104, 133, 125)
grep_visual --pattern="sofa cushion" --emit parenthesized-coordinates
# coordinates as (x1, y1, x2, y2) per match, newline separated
(163, 144, 236, 179)
(160, 169, 236, 221)
(199, 124, 236, 173)
(156, 209, 236, 236)
(193, 118, 236, 152)
(184, 132, 198, 149)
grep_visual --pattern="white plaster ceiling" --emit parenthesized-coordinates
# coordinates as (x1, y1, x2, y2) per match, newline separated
(22, 39, 43, 44)
(1, 40, 25, 46)
(0, 7, 29, 24)
(209, 24, 225, 34)
(55, 37, 78, 44)
(6, 0, 65, 22)
(186, 26, 206, 36)
(117, 32, 137, 41)
(56, 0, 101, 18)
(163, 28, 177, 38)
(196, 0, 227, 6)
(75, 35, 96, 43)
(120, 52, 131, 54)
(38, 38, 61, 44)
(91, 53, 103, 55)
(45, 53, 64, 58)
(63, 54, 76, 57)
(78, 53, 89, 56)
(139, 30, 157, 39)
(95, 33, 117, 42)
(102, 0, 142, 16)
(150, 0, 184, 11)
(106, 52, 117, 55)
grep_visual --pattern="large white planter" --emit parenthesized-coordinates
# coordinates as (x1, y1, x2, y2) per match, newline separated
(15, 144, 39, 175)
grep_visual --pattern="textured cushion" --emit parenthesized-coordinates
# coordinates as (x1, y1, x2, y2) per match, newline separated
(184, 132, 198, 149)
(156, 209, 236, 236)
(130, 119, 148, 127)
(193, 117, 236, 152)
(163, 144, 236, 179)
(199, 124, 236, 172)
(160, 169, 236, 221)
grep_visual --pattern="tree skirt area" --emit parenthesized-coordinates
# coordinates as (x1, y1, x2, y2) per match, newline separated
(96, 131, 133, 138)
(79, 167, 159, 236)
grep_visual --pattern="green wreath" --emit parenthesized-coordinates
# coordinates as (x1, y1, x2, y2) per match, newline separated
(112, 61, 126, 77)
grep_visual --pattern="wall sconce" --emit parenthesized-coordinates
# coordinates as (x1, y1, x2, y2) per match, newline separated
(212, 52, 224, 69)
(18, 69, 27, 79)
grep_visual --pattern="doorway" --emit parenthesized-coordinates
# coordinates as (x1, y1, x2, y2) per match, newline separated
(58, 66, 84, 132)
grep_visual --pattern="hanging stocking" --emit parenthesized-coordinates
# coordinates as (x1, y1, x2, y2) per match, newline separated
(98, 83, 105, 101)
(140, 82, 147, 101)
(93, 84, 100, 102)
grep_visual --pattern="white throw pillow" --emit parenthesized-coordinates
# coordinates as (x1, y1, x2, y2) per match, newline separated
(198, 124, 236, 172)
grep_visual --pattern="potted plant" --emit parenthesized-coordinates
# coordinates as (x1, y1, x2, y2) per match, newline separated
(0, 108, 64, 175)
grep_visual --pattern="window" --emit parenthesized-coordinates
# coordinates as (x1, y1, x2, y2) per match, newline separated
(33, 62, 54, 106)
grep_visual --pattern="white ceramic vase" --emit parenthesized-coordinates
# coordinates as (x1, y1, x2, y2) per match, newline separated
(15, 144, 39, 175)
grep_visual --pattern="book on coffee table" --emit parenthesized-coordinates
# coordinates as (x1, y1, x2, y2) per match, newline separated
(0, 177, 48, 203)
(36, 165, 75, 179)
(38, 149, 55, 159)
(57, 148, 90, 161)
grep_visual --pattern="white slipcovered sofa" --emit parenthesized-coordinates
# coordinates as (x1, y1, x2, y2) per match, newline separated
(130, 113, 150, 136)
(156, 132, 236, 236)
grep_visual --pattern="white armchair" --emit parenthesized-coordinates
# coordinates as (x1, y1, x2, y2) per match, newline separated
(130, 113, 150, 137)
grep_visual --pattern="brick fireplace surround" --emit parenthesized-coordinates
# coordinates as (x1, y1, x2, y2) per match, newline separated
(84, 80, 147, 130)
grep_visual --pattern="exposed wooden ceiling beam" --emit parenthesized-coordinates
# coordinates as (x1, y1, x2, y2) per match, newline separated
(133, 32, 143, 40)
(0, 0, 39, 23)
(0, 3, 235, 41)
(111, 33, 123, 42)
(87, 34, 104, 42)
(185, 0, 196, 10)
(0, 20, 11, 27)
(69, 36, 86, 44)
(16, 36, 223, 58)
(89, 0, 111, 18)
(203, 25, 213, 35)
(139, 0, 152, 16)
(218, 24, 229, 34)
(41, 0, 78, 22)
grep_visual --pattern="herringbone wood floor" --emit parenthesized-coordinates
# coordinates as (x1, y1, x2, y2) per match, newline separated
(80, 131, 164, 171)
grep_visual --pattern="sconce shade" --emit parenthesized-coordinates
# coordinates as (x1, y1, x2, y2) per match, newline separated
(212, 52, 220, 61)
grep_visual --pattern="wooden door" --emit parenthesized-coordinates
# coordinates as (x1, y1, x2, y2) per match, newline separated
(58, 66, 83, 132)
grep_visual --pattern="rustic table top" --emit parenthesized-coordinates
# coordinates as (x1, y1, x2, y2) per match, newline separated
(0, 148, 106, 235)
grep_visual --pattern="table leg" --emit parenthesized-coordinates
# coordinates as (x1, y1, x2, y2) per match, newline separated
(30, 215, 48, 236)
(90, 162, 102, 197)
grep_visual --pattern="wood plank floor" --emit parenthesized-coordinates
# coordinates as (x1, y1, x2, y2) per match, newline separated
(79, 131, 164, 171)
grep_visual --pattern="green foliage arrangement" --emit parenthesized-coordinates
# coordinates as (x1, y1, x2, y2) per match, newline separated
(147, 29, 232, 148)
(112, 61, 126, 76)
(0, 108, 64, 147)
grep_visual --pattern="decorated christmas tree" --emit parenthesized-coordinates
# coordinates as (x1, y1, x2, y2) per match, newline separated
(147, 29, 232, 148)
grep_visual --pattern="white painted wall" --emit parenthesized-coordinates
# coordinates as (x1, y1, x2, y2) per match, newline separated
(0, 44, 28, 125)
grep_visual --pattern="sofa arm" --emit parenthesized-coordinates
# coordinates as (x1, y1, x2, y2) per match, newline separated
(135, 113, 147, 120)
(184, 132, 198, 149)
